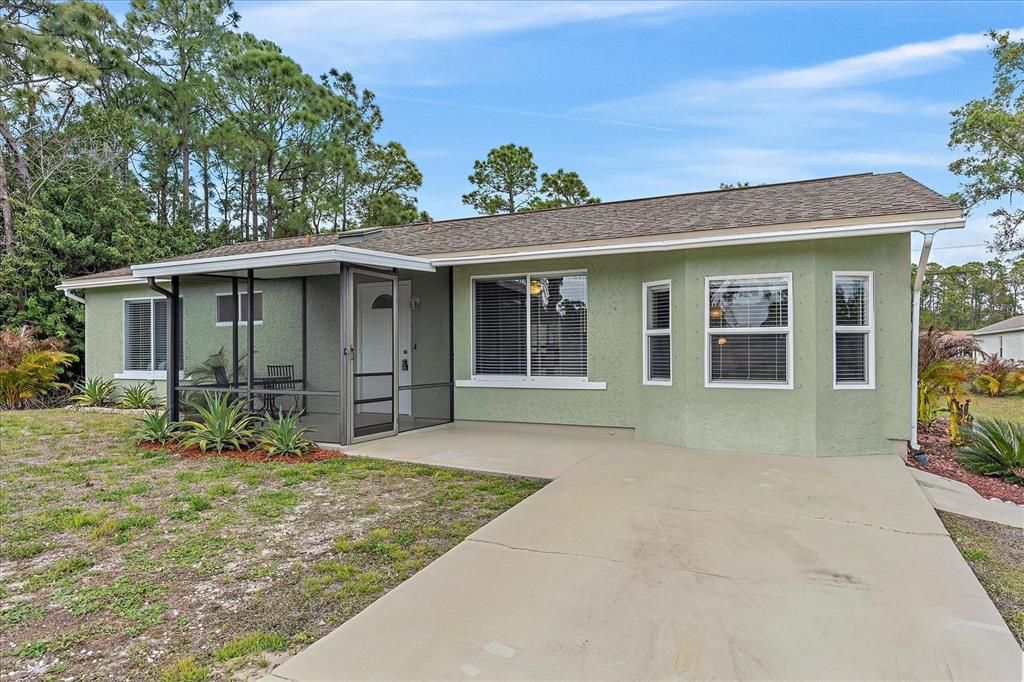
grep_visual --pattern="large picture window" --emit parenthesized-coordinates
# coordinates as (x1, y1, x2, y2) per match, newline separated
(643, 280, 671, 385)
(472, 273, 588, 380)
(705, 273, 792, 388)
(124, 298, 182, 374)
(833, 272, 874, 388)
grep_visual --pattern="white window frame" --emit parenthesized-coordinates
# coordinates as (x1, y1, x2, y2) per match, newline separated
(832, 271, 875, 390)
(215, 290, 263, 326)
(642, 280, 672, 386)
(704, 272, 794, 390)
(117, 296, 183, 380)
(459, 270, 605, 390)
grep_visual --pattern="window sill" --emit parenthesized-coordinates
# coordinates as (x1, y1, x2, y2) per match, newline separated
(456, 378, 607, 390)
(833, 383, 875, 390)
(704, 381, 793, 390)
(115, 371, 186, 381)
(215, 321, 263, 327)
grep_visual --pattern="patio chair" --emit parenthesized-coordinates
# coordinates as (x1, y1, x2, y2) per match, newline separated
(263, 364, 299, 415)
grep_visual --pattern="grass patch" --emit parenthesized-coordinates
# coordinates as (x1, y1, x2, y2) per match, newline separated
(247, 489, 301, 519)
(971, 394, 1024, 422)
(159, 656, 208, 682)
(214, 631, 289, 662)
(940, 512, 1024, 646)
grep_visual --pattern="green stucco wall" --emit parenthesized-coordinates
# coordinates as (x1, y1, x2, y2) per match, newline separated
(451, 235, 911, 456)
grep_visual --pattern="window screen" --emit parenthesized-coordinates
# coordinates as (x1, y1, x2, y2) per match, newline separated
(706, 275, 791, 386)
(473, 273, 588, 378)
(834, 274, 872, 386)
(644, 282, 671, 383)
(216, 292, 263, 324)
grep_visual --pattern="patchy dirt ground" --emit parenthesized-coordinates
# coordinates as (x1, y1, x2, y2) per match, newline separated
(0, 410, 545, 681)
(940, 512, 1024, 647)
(908, 419, 1024, 505)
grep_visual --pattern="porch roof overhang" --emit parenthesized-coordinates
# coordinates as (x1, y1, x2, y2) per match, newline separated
(130, 244, 434, 279)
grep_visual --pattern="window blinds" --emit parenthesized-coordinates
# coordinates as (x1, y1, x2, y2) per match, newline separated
(124, 298, 182, 372)
(834, 274, 872, 385)
(473, 274, 588, 378)
(707, 275, 791, 385)
(644, 283, 671, 383)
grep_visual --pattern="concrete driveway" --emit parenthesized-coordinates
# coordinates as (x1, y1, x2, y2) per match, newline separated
(269, 424, 1022, 681)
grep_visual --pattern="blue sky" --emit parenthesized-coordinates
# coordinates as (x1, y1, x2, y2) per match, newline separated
(108, 1, 1021, 264)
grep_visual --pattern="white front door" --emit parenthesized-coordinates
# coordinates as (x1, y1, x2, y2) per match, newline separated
(356, 281, 411, 415)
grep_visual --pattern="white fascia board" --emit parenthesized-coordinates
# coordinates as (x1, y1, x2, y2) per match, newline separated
(973, 327, 1024, 336)
(131, 244, 434, 277)
(428, 217, 966, 266)
(56, 276, 154, 291)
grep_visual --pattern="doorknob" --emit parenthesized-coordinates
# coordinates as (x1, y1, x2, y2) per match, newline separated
(401, 359, 409, 371)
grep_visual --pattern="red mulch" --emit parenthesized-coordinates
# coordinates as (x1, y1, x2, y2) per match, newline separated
(907, 419, 1024, 505)
(137, 441, 345, 463)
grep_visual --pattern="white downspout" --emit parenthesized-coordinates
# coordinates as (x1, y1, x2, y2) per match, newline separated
(910, 232, 935, 450)
(62, 289, 85, 304)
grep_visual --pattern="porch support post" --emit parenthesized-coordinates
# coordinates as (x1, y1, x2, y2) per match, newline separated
(169, 276, 180, 422)
(301, 276, 308, 413)
(339, 263, 351, 445)
(231, 277, 239, 388)
(447, 266, 454, 424)
(247, 269, 255, 412)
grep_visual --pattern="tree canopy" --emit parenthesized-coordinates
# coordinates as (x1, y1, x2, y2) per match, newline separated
(462, 144, 600, 214)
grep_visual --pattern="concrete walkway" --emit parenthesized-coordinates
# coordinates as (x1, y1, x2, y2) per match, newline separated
(912, 468, 1024, 529)
(268, 425, 1023, 681)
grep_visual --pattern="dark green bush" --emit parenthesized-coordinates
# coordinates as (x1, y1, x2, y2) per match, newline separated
(956, 418, 1024, 484)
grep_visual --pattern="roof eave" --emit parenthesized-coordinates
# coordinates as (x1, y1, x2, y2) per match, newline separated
(427, 216, 966, 266)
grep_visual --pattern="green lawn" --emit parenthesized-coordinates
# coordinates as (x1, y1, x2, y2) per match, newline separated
(940, 512, 1024, 647)
(970, 394, 1024, 422)
(0, 410, 544, 681)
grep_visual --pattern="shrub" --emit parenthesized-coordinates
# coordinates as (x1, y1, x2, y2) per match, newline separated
(918, 358, 975, 443)
(179, 393, 259, 453)
(973, 354, 1024, 397)
(135, 410, 178, 444)
(257, 411, 314, 456)
(118, 383, 159, 409)
(956, 418, 1024, 484)
(71, 376, 117, 407)
(0, 326, 76, 409)
(918, 326, 979, 373)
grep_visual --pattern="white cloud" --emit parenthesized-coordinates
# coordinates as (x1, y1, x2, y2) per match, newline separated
(238, 0, 683, 68)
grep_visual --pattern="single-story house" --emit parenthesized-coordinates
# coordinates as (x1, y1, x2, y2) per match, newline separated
(58, 172, 964, 456)
(973, 315, 1024, 361)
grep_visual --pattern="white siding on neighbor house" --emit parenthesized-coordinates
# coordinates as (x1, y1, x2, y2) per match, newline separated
(976, 330, 1024, 361)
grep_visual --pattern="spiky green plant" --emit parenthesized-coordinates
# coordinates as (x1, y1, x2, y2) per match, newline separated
(179, 393, 259, 453)
(118, 383, 159, 409)
(956, 418, 1024, 484)
(71, 376, 117, 407)
(135, 410, 178, 444)
(257, 411, 314, 456)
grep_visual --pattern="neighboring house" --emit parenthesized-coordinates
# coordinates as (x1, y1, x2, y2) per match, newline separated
(973, 315, 1024, 361)
(59, 172, 964, 456)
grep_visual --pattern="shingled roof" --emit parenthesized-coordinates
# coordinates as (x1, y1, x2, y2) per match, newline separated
(974, 315, 1024, 336)
(62, 172, 957, 285)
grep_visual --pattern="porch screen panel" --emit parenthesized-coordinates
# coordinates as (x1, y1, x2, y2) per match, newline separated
(707, 275, 790, 384)
(124, 300, 152, 371)
(474, 278, 527, 375)
(530, 274, 587, 377)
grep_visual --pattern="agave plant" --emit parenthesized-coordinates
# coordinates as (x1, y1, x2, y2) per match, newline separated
(956, 418, 1024, 484)
(71, 376, 118, 407)
(118, 383, 159, 409)
(258, 411, 314, 456)
(179, 392, 259, 453)
(135, 410, 178, 444)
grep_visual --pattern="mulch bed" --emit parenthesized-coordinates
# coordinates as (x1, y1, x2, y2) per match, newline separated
(908, 419, 1024, 505)
(138, 441, 345, 463)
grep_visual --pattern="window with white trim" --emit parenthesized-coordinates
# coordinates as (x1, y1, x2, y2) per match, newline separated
(833, 272, 874, 388)
(215, 291, 262, 325)
(706, 273, 792, 387)
(124, 298, 182, 372)
(473, 273, 588, 378)
(643, 280, 671, 384)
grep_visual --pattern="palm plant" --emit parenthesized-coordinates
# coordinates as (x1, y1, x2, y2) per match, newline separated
(0, 326, 77, 409)
(258, 411, 314, 456)
(956, 418, 1024, 484)
(71, 376, 118, 407)
(917, 359, 975, 444)
(179, 392, 259, 453)
(973, 354, 1024, 397)
(118, 383, 159, 409)
(135, 410, 178, 444)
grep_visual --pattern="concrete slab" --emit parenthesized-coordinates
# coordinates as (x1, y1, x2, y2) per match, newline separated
(912, 468, 1024, 529)
(269, 426, 1023, 681)
(344, 421, 631, 479)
